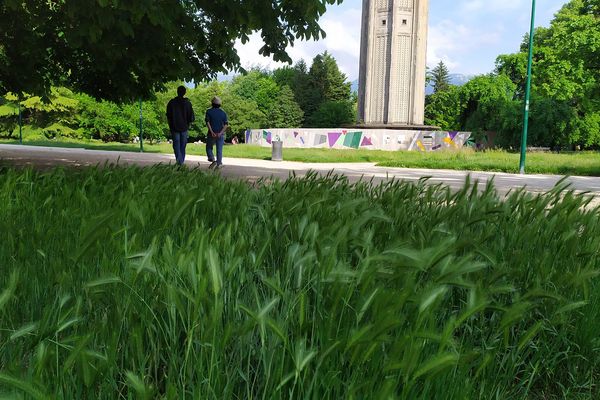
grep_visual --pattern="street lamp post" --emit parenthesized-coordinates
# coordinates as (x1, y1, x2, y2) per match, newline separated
(519, 0, 537, 174)
(18, 102, 22, 145)
(139, 98, 144, 152)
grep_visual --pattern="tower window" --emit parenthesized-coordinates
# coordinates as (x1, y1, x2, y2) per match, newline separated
(402, 19, 408, 25)
(382, 20, 386, 26)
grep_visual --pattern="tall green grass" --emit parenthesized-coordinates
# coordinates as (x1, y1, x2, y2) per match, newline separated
(0, 166, 599, 399)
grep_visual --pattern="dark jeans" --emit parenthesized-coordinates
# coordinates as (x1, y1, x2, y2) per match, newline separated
(172, 131, 188, 165)
(206, 134, 224, 165)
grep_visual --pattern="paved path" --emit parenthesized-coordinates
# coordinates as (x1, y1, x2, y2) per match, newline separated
(2, 144, 600, 197)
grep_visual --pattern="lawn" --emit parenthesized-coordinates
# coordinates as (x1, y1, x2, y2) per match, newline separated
(1, 165, 599, 399)
(2, 137, 600, 176)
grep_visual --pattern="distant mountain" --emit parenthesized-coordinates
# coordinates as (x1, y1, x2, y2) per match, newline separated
(351, 74, 473, 95)
(425, 74, 473, 95)
(351, 79, 359, 94)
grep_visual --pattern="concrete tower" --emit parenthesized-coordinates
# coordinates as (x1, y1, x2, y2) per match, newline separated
(358, 0, 429, 126)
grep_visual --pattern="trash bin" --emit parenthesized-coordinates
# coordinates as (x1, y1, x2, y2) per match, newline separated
(271, 140, 283, 161)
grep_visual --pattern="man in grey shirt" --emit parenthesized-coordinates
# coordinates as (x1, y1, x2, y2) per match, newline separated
(205, 96, 228, 169)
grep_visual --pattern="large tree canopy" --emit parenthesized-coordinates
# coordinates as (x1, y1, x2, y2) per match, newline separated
(0, 0, 342, 102)
(495, 0, 600, 147)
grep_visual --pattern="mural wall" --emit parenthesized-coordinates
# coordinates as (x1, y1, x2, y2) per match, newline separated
(246, 129, 471, 152)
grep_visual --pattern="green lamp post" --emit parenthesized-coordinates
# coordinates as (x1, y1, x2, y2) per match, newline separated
(519, 0, 537, 174)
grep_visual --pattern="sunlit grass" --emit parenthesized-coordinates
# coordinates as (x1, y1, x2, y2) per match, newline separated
(1, 166, 599, 398)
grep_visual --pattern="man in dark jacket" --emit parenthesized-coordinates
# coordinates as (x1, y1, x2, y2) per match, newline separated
(166, 85, 195, 165)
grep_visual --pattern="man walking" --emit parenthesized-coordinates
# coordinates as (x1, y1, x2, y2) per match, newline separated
(166, 85, 195, 165)
(205, 96, 228, 169)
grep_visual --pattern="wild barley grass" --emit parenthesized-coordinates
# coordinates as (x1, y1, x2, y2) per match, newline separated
(0, 165, 599, 399)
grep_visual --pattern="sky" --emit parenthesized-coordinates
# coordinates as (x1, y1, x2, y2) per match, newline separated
(233, 0, 569, 80)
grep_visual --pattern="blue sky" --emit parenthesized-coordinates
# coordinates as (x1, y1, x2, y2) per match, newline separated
(234, 0, 568, 80)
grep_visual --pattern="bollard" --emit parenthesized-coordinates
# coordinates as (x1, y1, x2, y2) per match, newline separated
(271, 140, 283, 161)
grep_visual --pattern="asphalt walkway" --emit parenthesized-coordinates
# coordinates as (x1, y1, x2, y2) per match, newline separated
(2, 144, 600, 198)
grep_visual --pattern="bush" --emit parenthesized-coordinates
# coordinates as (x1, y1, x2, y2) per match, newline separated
(75, 95, 135, 142)
(41, 123, 84, 140)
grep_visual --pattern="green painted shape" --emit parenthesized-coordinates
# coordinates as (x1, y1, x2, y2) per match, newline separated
(343, 131, 362, 149)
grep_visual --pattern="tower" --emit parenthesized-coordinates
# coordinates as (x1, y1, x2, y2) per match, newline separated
(357, 0, 429, 126)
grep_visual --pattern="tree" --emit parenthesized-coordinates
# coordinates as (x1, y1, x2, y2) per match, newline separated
(219, 92, 265, 141)
(289, 52, 352, 125)
(430, 61, 451, 93)
(230, 70, 303, 128)
(459, 74, 516, 133)
(267, 85, 305, 128)
(288, 60, 321, 123)
(308, 52, 352, 103)
(424, 85, 463, 130)
(424, 74, 517, 137)
(272, 66, 296, 89)
(496, 0, 600, 148)
(308, 101, 355, 127)
(0, 0, 340, 102)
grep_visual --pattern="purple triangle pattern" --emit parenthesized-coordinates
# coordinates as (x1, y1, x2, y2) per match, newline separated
(328, 132, 342, 147)
(361, 136, 373, 146)
(449, 131, 458, 140)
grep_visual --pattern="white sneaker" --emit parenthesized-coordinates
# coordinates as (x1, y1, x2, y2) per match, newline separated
(208, 161, 217, 169)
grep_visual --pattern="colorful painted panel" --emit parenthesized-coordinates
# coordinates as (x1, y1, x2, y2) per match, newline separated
(361, 136, 373, 146)
(328, 132, 342, 147)
(247, 129, 471, 152)
(314, 134, 327, 146)
(343, 132, 362, 149)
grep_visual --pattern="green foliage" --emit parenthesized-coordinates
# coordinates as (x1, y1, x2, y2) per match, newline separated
(41, 123, 84, 140)
(494, 0, 600, 148)
(75, 95, 136, 142)
(0, 52, 351, 142)
(267, 85, 304, 128)
(273, 54, 353, 127)
(1, 166, 600, 398)
(425, 86, 463, 130)
(286, 60, 321, 121)
(303, 52, 353, 126)
(0, 0, 341, 101)
(308, 51, 352, 104)
(0, 97, 18, 137)
(423, 0, 600, 149)
(219, 92, 265, 141)
(425, 74, 516, 138)
(460, 74, 516, 133)
(307, 101, 355, 127)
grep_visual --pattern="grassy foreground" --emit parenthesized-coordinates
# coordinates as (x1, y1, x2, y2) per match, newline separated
(2, 137, 600, 176)
(1, 165, 599, 399)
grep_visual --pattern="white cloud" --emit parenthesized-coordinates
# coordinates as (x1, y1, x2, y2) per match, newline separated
(427, 20, 502, 73)
(233, 7, 362, 79)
